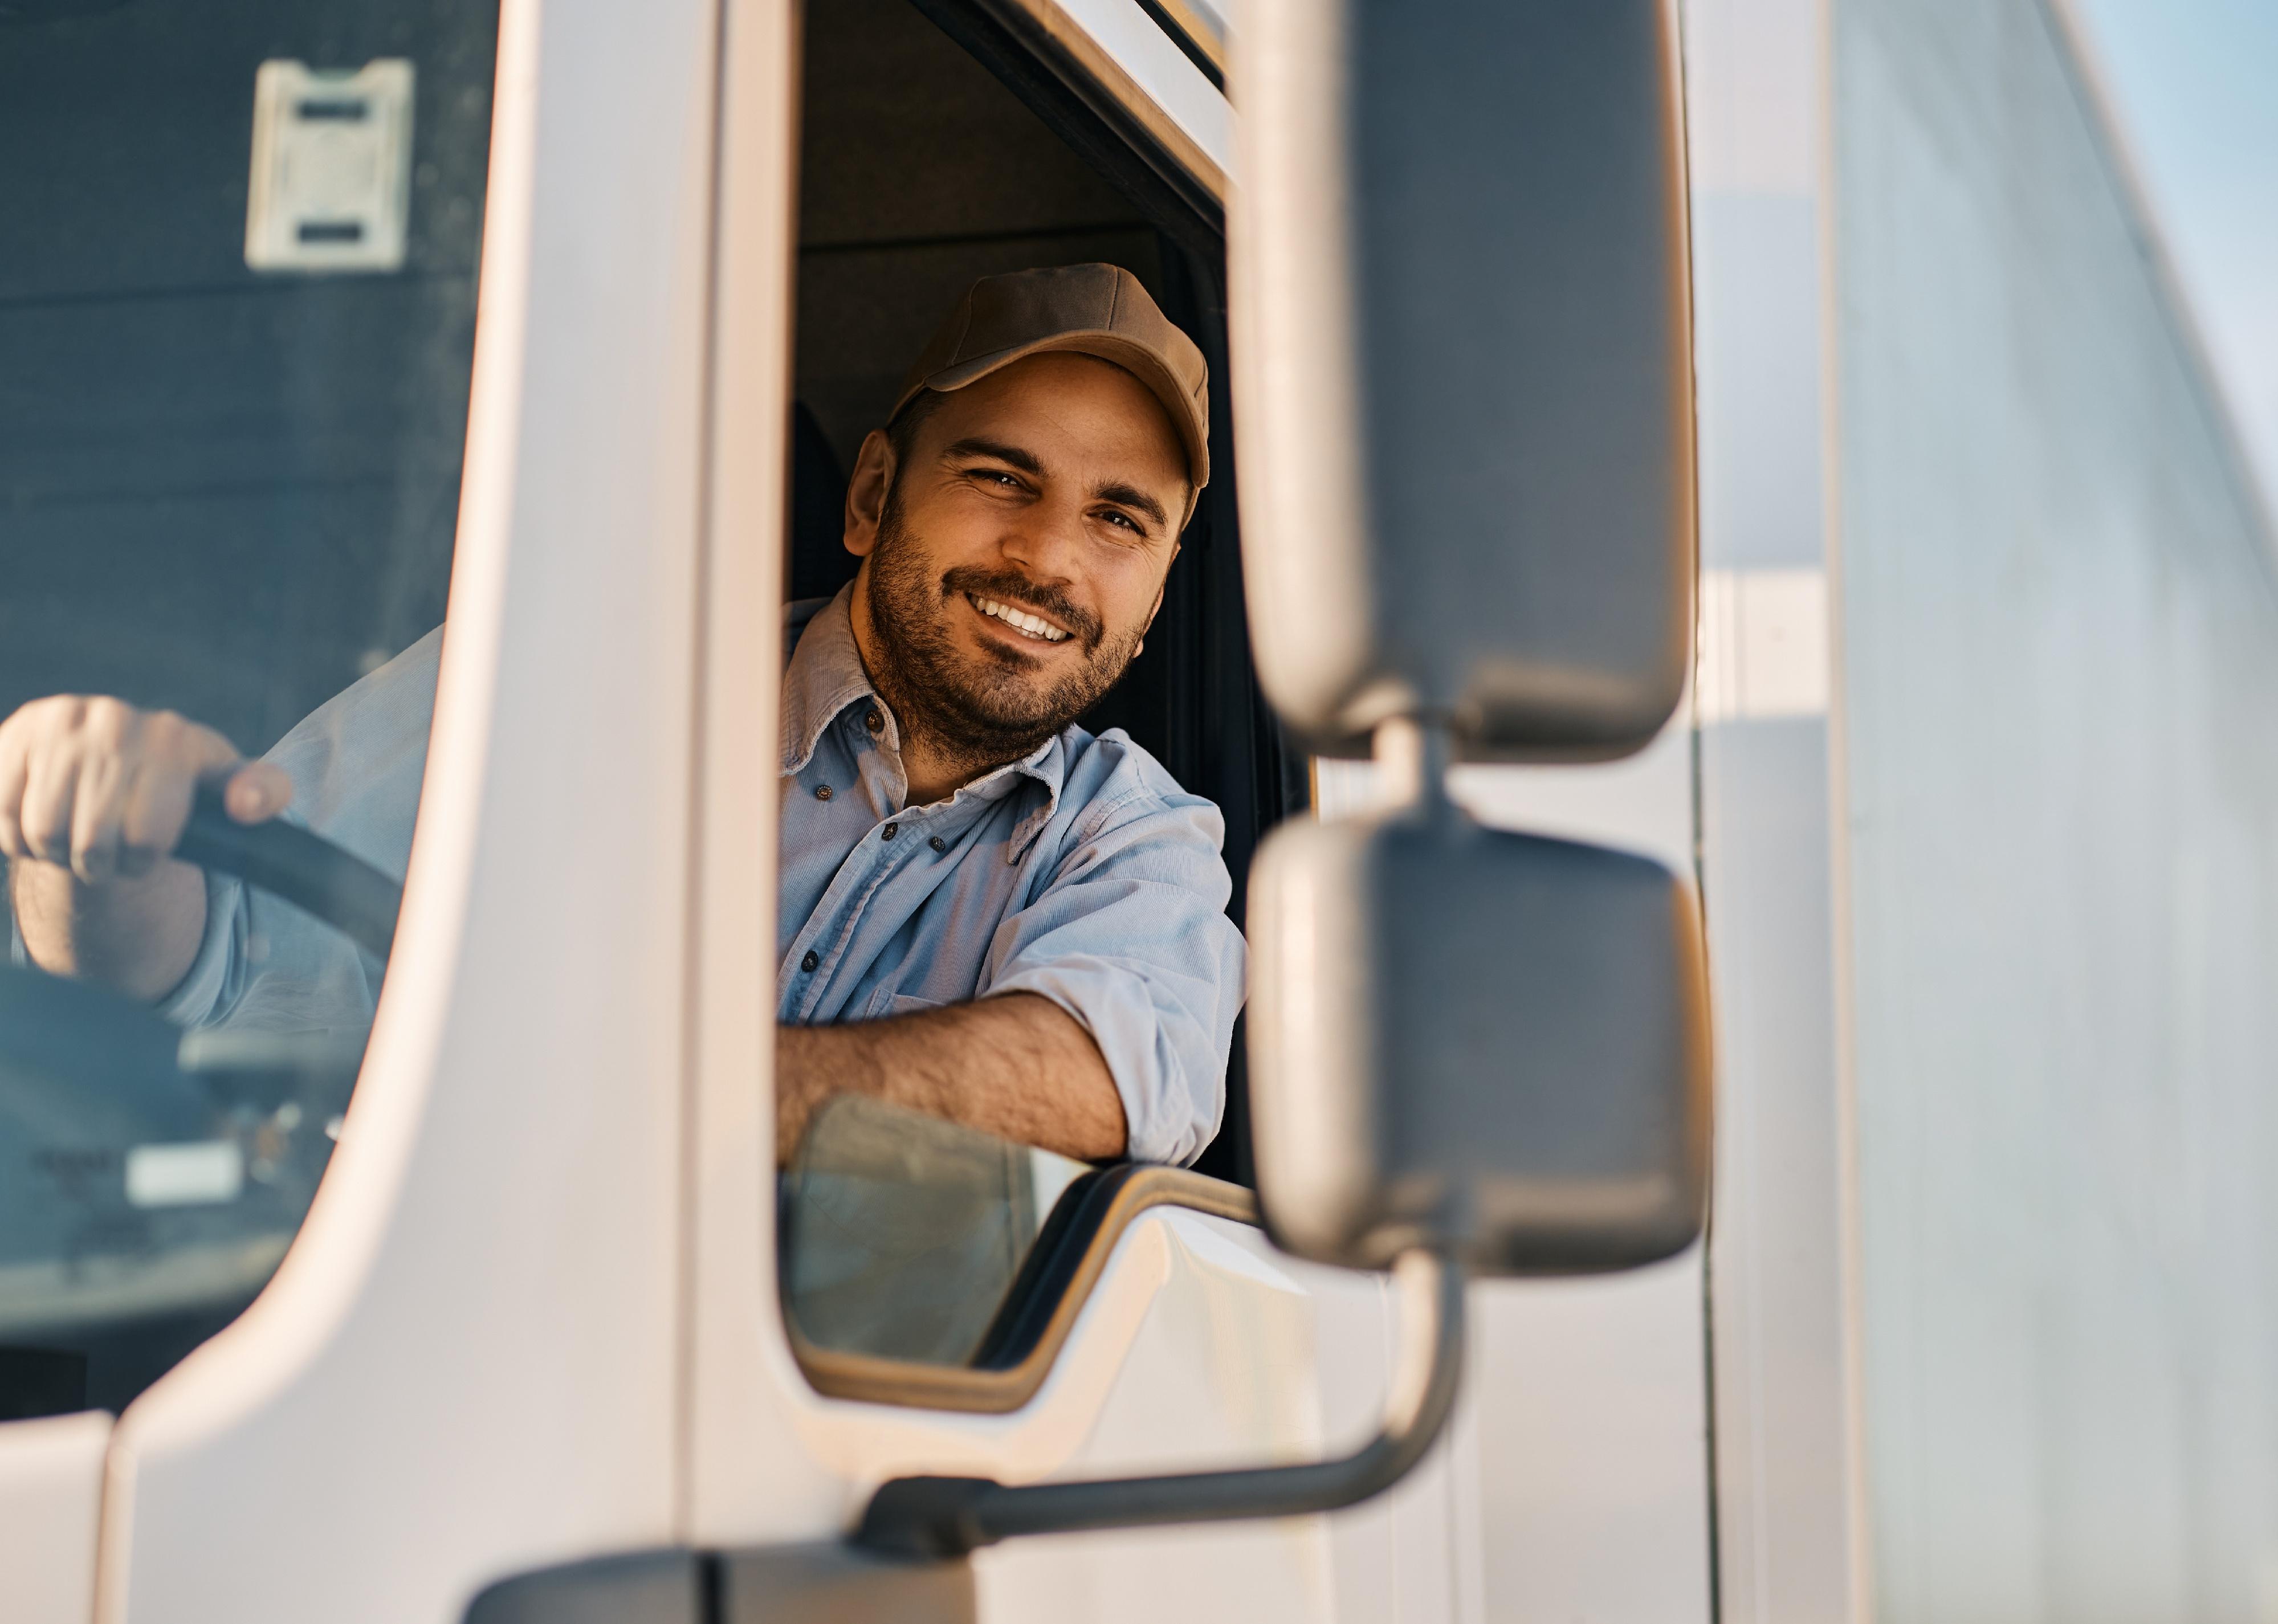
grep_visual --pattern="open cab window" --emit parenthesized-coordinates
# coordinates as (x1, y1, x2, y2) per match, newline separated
(773, 0, 1286, 1401)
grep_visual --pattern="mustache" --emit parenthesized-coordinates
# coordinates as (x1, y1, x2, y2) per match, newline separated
(939, 565, 1104, 651)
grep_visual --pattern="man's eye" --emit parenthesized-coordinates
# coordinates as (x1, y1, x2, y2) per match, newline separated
(1098, 510, 1143, 534)
(975, 468, 1022, 488)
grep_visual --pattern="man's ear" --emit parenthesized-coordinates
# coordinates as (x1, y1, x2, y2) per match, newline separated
(843, 429, 895, 560)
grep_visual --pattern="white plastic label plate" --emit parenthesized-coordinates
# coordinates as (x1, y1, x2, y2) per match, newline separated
(124, 1141, 244, 1208)
(244, 58, 416, 274)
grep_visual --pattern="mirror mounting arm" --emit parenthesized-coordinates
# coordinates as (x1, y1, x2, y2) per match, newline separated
(853, 1250, 1466, 1558)
(1371, 714, 1460, 819)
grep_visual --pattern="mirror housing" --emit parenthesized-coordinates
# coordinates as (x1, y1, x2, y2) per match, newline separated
(1247, 794, 1711, 1273)
(1230, 0, 1694, 760)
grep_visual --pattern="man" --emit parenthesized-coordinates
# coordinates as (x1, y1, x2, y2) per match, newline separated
(0, 264, 1243, 1166)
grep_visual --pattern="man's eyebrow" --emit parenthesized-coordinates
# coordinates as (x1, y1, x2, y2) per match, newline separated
(940, 436, 1044, 477)
(1094, 480, 1169, 531)
(941, 435, 1173, 531)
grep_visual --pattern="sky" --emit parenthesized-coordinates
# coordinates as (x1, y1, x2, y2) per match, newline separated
(2065, 0, 2278, 513)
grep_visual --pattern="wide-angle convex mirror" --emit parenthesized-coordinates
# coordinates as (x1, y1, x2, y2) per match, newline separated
(1248, 737, 1711, 1276)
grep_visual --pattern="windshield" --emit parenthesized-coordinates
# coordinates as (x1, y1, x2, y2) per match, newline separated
(0, 1, 498, 1423)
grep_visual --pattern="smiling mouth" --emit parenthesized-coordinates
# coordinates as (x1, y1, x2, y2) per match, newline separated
(966, 592, 1073, 644)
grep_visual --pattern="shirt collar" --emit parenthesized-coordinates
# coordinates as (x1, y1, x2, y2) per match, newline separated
(780, 587, 878, 776)
(779, 586, 1074, 851)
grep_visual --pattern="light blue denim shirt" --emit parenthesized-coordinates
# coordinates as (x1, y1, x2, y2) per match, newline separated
(776, 590, 1243, 1164)
(15, 592, 1243, 1164)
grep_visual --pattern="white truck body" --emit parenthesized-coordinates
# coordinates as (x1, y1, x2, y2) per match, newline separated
(4, 0, 2269, 1620)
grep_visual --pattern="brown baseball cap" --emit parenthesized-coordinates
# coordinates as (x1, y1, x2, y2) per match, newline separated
(891, 263, 1211, 495)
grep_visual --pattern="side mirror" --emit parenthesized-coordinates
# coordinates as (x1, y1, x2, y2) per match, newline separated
(1247, 752, 1711, 1275)
(1230, 0, 1706, 1265)
(1231, 0, 1694, 758)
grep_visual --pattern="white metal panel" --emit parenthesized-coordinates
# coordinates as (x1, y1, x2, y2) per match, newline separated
(1835, 2, 2278, 1619)
(1698, 568, 1833, 722)
(0, 1411, 110, 1624)
(1680, 1, 1875, 1620)
(973, 1215, 1426, 1624)
(92, 1, 722, 1617)
(1048, 0, 1229, 177)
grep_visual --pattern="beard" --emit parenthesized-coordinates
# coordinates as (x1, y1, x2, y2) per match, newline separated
(862, 490, 1145, 778)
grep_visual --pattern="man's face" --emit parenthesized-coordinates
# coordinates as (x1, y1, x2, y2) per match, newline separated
(844, 351, 1191, 766)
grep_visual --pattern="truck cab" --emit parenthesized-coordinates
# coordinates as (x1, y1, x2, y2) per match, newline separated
(5, 1, 1714, 1620)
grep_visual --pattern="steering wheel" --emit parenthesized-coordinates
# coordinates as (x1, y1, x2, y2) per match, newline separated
(0, 793, 407, 1397)
(0, 788, 405, 1141)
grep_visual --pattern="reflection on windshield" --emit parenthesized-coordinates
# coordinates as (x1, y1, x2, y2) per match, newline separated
(782, 1095, 1090, 1366)
(0, 1, 498, 1422)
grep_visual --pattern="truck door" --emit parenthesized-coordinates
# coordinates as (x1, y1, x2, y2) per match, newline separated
(1, 4, 1711, 1622)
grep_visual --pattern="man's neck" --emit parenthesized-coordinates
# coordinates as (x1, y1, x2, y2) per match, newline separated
(848, 579, 1038, 806)
(897, 735, 982, 809)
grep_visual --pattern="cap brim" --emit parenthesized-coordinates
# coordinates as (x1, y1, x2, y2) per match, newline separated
(904, 330, 1210, 497)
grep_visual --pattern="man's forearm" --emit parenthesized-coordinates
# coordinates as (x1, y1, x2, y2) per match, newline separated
(9, 858, 208, 1003)
(775, 991, 1127, 1164)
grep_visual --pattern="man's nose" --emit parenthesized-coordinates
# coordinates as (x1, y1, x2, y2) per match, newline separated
(995, 496, 1086, 580)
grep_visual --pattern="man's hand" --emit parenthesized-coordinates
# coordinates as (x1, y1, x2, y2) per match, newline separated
(1, 696, 292, 1001)
(776, 992, 1127, 1166)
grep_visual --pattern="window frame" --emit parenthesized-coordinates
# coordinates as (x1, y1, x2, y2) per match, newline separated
(706, 0, 1293, 1425)
(911, 0, 1229, 223)
(790, 1162, 1255, 1413)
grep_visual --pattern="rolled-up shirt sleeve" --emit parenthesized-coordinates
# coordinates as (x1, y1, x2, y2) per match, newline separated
(11, 810, 385, 1040)
(980, 788, 1246, 1166)
(6, 627, 437, 1036)
(153, 871, 249, 1028)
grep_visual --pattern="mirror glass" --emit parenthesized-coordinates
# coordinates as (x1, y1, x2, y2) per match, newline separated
(1248, 803, 1711, 1275)
(780, 1095, 1090, 1366)
(1232, 0, 1693, 759)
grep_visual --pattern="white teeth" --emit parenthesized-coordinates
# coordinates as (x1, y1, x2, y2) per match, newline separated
(970, 594, 1070, 643)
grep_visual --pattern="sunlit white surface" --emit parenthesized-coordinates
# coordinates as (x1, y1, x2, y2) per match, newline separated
(1839, 2, 2278, 1617)
(0, 1411, 109, 1624)
(1698, 568, 1831, 723)
(1052, 0, 1229, 177)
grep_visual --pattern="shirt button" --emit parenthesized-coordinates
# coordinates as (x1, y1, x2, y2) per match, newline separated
(928, 835, 946, 852)
(881, 823, 898, 841)
(865, 710, 884, 733)
(800, 950, 818, 972)
(814, 784, 833, 801)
